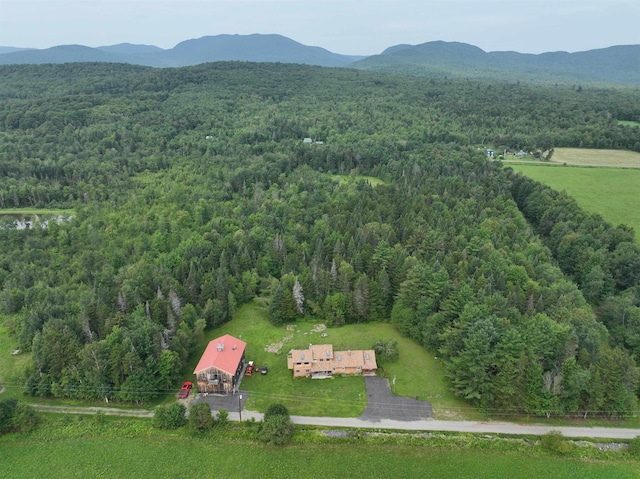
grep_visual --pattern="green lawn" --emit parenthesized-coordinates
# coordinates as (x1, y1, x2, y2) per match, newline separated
(2, 418, 637, 479)
(509, 164, 640, 237)
(0, 322, 30, 400)
(195, 300, 478, 419)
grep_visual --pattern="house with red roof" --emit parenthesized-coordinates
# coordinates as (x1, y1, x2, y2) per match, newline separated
(194, 334, 246, 395)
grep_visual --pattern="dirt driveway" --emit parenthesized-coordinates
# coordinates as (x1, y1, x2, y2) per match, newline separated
(360, 377, 433, 422)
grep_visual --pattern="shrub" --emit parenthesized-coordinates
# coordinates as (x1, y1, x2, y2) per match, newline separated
(188, 403, 214, 432)
(264, 403, 290, 421)
(261, 413, 294, 446)
(153, 403, 186, 430)
(261, 402, 294, 445)
(0, 399, 39, 434)
(540, 430, 574, 455)
(372, 339, 399, 362)
(628, 436, 640, 459)
(215, 408, 229, 427)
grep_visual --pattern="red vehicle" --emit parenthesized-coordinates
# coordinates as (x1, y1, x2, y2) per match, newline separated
(245, 361, 254, 376)
(178, 381, 193, 399)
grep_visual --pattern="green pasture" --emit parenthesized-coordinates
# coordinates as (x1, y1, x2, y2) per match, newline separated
(618, 120, 640, 128)
(333, 174, 385, 186)
(509, 164, 640, 237)
(0, 322, 30, 400)
(2, 418, 637, 479)
(195, 300, 476, 419)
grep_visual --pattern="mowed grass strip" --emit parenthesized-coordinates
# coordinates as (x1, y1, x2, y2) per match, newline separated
(2, 420, 637, 479)
(552, 148, 640, 167)
(0, 322, 31, 400)
(509, 164, 640, 237)
(194, 300, 478, 419)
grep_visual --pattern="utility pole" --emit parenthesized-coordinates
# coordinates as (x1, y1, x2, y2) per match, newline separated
(238, 394, 243, 422)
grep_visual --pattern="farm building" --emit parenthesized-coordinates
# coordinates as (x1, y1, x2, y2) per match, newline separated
(287, 344, 377, 378)
(194, 334, 246, 395)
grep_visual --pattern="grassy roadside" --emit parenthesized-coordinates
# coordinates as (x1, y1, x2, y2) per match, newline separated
(1, 416, 638, 479)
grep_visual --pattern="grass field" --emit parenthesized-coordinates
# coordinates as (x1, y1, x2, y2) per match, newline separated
(2, 418, 638, 479)
(193, 300, 477, 419)
(618, 120, 640, 128)
(551, 148, 640, 167)
(509, 164, 640, 236)
(0, 322, 31, 400)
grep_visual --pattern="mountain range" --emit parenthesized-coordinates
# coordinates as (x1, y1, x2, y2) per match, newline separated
(1, 34, 638, 84)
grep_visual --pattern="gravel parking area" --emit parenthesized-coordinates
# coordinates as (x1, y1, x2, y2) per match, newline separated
(360, 377, 432, 422)
(192, 390, 248, 412)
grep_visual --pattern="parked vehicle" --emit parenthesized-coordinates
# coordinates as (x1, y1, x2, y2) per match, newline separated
(246, 361, 254, 376)
(261, 365, 268, 375)
(178, 381, 193, 398)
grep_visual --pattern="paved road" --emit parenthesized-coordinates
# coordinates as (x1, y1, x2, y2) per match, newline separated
(31, 403, 640, 439)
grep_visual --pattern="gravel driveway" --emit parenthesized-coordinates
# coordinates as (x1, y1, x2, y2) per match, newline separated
(360, 376, 433, 421)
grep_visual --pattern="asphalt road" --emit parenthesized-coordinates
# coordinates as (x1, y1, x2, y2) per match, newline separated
(31, 403, 640, 439)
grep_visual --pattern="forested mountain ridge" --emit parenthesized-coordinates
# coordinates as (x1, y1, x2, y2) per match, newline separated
(0, 34, 637, 84)
(0, 62, 639, 416)
(0, 34, 360, 68)
(353, 42, 640, 85)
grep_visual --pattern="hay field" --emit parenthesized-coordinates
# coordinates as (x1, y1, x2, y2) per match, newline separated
(510, 164, 640, 236)
(552, 148, 640, 167)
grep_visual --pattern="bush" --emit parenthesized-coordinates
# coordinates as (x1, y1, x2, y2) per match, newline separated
(372, 339, 399, 362)
(540, 430, 574, 455)
(215, 408, 229, 427)
(264, 403, 290, 421)
(261, 413, 294, 445)
(0, 399, 39, 434)
(628, 436, 640, 459)
(153, 403, 186, 430)
(188, 403, 214, 432)
(261, 402, 294, 445)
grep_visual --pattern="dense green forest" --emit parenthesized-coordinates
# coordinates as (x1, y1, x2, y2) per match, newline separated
(0, 62, 639, 416)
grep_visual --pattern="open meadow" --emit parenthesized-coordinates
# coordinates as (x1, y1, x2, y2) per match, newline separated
(509, 161, 640, 236)
(2, 417, 638, 479)
(189, 300, 477, 420)
(551, 148, 640, 167)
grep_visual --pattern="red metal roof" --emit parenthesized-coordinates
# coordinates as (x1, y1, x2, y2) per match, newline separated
(193, 334, 246, 376)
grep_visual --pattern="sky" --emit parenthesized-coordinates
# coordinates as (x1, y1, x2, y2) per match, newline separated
(0, 0, 638, 55)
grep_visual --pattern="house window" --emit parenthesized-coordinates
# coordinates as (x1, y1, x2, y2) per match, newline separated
(305, 369, 310, 373)
(337, 355, 341, 361)
(295, 370, 300, 373)
(296, 362, 302, 366)
(304, 362, 309, 365)
(319, 358, 323, 362)
(356, 366, 361, 369)
(301, 353, 305, 360)
(365, 353, 370, 360)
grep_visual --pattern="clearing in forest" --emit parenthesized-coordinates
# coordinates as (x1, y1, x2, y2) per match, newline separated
(551, 148, 640, 167)
(192, 300, 477, 420)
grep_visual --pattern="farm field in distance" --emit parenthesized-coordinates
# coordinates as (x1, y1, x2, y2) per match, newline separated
(550, 148, 640, 167)
(188, 300, 478, 420)
(509, 154, 640, 237)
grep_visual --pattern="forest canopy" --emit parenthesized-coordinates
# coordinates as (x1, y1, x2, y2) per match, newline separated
(0, 62, 639, 415)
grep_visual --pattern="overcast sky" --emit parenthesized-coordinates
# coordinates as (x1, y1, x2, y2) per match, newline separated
(1, 0, 638, 55)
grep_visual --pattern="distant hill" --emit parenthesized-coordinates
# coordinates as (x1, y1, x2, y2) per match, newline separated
(352, 41, 640, 85)
(0, 34, 361, 68)
(0, 36, 636, 84)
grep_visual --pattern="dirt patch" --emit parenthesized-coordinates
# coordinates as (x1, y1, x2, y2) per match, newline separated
(308, 324, 326, 333)
(265, 333, 294, 354)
